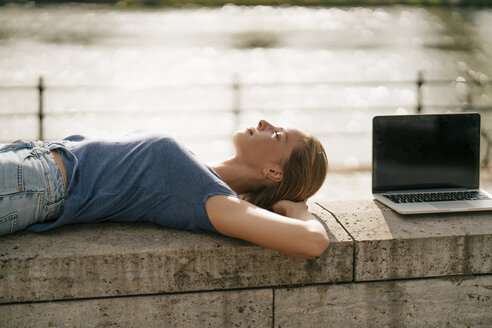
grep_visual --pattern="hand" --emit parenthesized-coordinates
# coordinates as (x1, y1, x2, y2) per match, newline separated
(272, 199, 309, 219)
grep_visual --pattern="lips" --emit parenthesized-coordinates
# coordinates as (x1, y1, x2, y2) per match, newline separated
(247, 127, 254, 136)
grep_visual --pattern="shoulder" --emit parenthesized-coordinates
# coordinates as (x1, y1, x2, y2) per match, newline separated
(204, 195, 251, 236)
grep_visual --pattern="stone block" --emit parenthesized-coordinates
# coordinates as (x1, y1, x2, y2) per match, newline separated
(275, 275, 492, 328)
(0, 288, 272, 328)
(317, 200, 492, 281)
(0, 203, 352, 303)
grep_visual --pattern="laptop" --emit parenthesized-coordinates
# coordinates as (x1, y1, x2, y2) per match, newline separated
(372, 113, 492, 214)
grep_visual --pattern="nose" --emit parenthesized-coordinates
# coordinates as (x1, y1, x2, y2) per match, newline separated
(258, 120, 274, 131)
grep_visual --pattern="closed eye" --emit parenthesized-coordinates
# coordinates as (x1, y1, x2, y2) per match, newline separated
(274, 130, 280, 141)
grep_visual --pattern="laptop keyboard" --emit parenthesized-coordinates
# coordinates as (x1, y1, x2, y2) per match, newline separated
(383, 191, 490, 204)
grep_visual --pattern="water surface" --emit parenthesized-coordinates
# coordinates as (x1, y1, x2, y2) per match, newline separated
(1, 4, 491, 168)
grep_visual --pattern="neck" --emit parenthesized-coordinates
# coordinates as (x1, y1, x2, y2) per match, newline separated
(210, 157, 265, 195)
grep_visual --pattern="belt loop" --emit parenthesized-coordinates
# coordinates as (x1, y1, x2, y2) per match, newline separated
(33, 140, 50, 153)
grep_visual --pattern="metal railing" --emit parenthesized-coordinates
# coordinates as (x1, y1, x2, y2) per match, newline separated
(1, 71, 491, 141)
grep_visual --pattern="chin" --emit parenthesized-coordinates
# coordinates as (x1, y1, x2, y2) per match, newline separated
(232, 129, 242, 140)
(232, 130, 248, 155)
(232, 130, 241, 148)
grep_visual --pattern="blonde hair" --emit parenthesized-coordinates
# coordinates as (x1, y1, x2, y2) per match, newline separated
(241, 134, 328, 209)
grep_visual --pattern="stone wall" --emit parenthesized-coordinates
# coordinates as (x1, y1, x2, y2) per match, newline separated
(1, 200, 491, 327)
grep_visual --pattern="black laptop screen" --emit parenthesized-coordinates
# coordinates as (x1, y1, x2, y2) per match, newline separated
(372, 113, 480, 193)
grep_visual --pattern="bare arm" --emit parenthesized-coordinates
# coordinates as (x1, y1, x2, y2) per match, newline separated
(205, 195, 329, 259)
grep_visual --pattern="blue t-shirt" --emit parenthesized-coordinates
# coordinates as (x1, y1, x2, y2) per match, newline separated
(27, 133, 239, 234)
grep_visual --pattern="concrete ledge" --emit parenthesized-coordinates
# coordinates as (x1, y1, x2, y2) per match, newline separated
(317, 200, 492, 281)
(0, 203, 353, 303)
(0, 288, 272, 327)
(275, 274, 492, 327)
(2, 199, 492, 326)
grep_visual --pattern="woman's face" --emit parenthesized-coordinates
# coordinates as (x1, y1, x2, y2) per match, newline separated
(233, 120, 304, 169)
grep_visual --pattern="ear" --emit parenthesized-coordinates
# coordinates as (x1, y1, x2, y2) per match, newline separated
(263, 165, 283, 183)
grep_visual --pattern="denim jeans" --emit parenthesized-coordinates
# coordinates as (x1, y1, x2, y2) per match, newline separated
(0, 140, 66, 236)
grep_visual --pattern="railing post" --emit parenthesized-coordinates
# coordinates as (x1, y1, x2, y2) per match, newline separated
(232, 73, 241, 131)
(38, 76, 44, 140)
(416, 70, 423, 114)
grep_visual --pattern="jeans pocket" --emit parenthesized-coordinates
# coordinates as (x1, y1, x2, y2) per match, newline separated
(21, 153, 48, 192)
(0, 144, 39, 194)
(0, 212, 18, 236)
